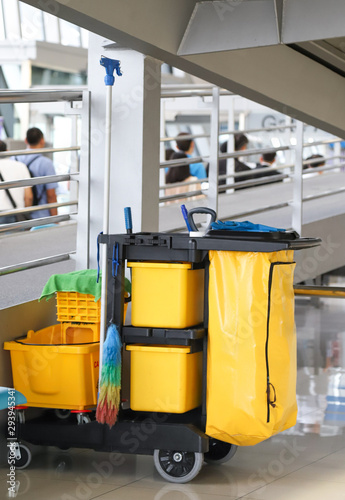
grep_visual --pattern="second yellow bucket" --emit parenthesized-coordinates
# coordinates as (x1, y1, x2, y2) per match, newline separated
(127, 261, 204, 328)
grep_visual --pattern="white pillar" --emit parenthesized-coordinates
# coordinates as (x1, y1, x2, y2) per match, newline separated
(291, 120, 304, 235)
(78, 34, 161, 269)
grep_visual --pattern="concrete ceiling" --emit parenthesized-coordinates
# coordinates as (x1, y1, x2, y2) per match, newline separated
(20, 0, 345, 137)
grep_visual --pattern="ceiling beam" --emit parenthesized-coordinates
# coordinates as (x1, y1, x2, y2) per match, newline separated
(19, 0, 345, 137)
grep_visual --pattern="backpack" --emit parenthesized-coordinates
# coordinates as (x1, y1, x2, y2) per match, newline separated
(14, 156, 44, 206)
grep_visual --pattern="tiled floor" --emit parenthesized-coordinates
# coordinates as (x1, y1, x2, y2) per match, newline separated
(1, 292, 345, 499)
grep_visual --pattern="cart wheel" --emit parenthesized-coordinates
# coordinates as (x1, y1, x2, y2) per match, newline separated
(76, 413, 91, 425)
(8, 443, 32, 470)
(153, 449, 204, 483)
(204, 439, 237, 464)
(54, 409, 71, 420)
(17, 409, 25, 424)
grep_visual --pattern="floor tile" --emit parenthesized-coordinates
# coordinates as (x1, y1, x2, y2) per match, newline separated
(240, 477, 345, 500)
(16, 449, 153, 485)
(129, 467, 264, 498)
(284, 461, 345, 483)
(95, 484, 237, 500)
(0, 475, 119, 500)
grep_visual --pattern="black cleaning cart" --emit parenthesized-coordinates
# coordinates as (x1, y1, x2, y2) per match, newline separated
(11, 230, 320, 483)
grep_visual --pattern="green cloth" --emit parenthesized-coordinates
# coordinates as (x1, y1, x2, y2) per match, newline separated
(40, 270, 102, 302)
(40, 269, 131, 302)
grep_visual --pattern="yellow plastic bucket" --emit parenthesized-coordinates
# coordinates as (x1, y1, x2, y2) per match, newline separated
(127, 262, 204, 328)
(4, 325, 99, 410)
(126, 344, 202, 413)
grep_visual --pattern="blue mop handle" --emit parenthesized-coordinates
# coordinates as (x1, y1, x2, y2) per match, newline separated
(124, 207, 133, 234)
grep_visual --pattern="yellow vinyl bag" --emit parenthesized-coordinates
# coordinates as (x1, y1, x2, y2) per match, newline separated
(206, 249, 297, 446)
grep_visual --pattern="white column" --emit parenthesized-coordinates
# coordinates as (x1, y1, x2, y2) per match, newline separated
(77, 34, 161, 269)
(207, 86, 219, 214)
(291, 120, 304, 235)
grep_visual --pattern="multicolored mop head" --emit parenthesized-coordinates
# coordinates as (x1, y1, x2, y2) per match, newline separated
(96, 323, 122, 427)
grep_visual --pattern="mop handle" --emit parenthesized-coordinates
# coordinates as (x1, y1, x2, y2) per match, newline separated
(99, 56, 122, 375)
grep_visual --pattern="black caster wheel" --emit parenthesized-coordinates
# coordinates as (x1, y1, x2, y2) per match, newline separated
(153, 449, 203, 483)
(204, 439, 237, 464)
(8, 443, 32, 470)
(76, 413, 91, 425)
(16, 409, 26, 424)
(54, 409, 71, 420)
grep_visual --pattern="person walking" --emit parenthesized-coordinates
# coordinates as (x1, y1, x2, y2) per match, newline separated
(14, 127, 58, 219)
(0, 140, 33, 224)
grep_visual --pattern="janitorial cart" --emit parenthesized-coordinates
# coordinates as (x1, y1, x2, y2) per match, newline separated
(4, 212, 320, 482)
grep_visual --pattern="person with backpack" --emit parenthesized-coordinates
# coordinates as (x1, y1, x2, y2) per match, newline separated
(15, 127, 58, 219)
(0, 140, 33, 224)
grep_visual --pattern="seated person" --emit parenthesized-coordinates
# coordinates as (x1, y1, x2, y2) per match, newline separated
(165, 147, 175, 161)
(165, 152, 200, 203)
(255, 151, 283, 184)
(304, 154, 325, 174)
(218, 141, 228, 187)
(221, 134, 255, 190)
(176, 132, 207, 180)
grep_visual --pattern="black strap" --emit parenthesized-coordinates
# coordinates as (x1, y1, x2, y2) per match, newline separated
(14, 155, 44, 205)
(0, 171, 17, 208)
(14, 155, 38, 170)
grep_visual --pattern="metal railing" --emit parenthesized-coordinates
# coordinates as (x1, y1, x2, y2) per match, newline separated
(160, 85, 345, 234)
(0, 88, 89, 278)
(0, 90, 84, 228)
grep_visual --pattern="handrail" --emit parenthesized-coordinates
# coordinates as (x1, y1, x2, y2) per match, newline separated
(221, 202, 290, 220)
(0, 146, 80, 158)
(160, 155, 208, 168)
(0, 214, 73, 233)
(0, 173, 76, 190)
(160, 188, 204, 203)
(161, 90, 232, 98)
(160, 144, 291, 169)
(161, 133, 210, 143)
(302, 186, 345, 202)
(219, 145, 291, 160)
(0, 89, 84, 103)
(215, 173, 288, 192)
(219, 124, 297, 136)
(0, 200, 78, 218)
(294, 285, 345, 297)
(160, 124, 297, 144)
(0, 252, 75, 276)
(303, 138, 343, 148)
(161, 84, 224, 91)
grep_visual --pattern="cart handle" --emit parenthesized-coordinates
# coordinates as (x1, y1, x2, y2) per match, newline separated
(187, 207, 217, 232)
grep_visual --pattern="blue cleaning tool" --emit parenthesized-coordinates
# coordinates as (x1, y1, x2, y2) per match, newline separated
(124, 207, 133, 234)
(181, 204, 192, 231)
(100, 56, 122, 86)
(211, 220, 285, 232)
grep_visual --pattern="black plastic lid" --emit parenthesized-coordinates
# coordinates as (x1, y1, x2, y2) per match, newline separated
(204, 229, 299, 241)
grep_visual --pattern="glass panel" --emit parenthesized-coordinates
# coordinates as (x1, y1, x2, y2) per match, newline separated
(31, 66, 87, 86)
(59, 19, 81, 47)
(43, 12, 60, 44)
(2, 0, 21, 40)
(19, 2, 44, 41)
(0, 0, 6, 40)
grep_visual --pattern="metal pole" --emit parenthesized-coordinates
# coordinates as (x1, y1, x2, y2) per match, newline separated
(208, 86, 220, 214)
(99, 84, 112, 372)
(98, 56, 122, 377)
(75, 90, 91, 270)
(292, 120, 304, 235)
(227, 95, 235, 192)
